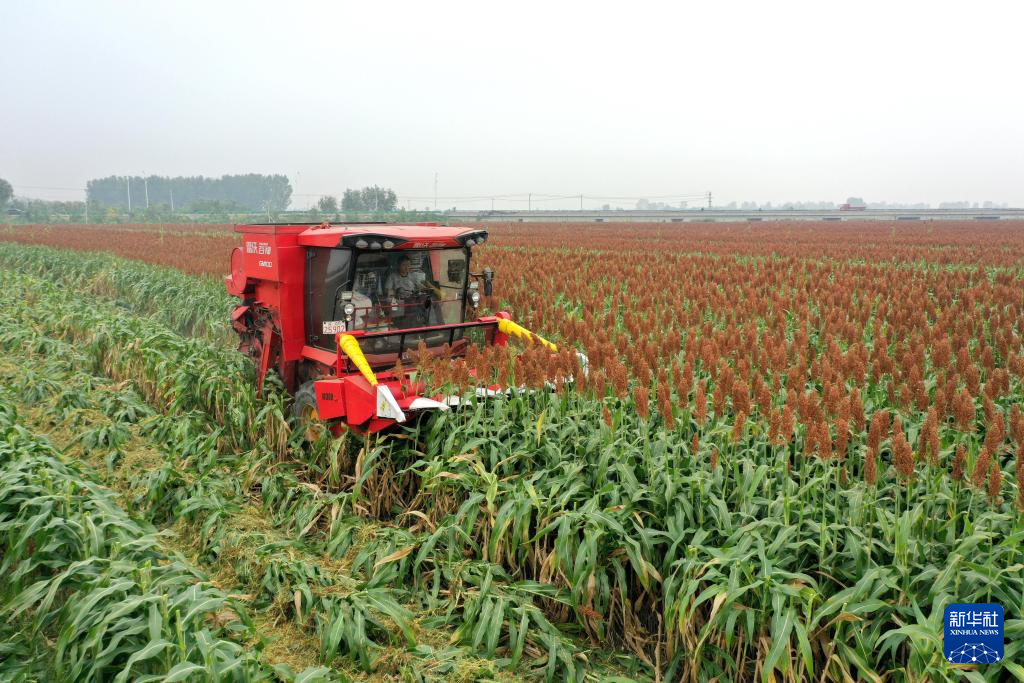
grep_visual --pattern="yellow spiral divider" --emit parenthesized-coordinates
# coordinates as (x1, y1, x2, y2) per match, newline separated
(338, 334, 378, 386)
(497, 318, 558, 353)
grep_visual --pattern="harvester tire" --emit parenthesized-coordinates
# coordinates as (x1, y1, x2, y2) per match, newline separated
(293, 381, 325, 443)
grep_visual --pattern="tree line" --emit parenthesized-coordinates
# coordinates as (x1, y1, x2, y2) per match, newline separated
(86, 174, 292, 212)
(1, 175, 420, 223)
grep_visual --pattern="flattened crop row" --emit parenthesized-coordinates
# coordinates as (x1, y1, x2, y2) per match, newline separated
(0, 399, 293, 682)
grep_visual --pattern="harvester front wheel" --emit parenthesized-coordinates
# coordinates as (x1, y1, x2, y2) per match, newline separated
(293, 381, 325, 443)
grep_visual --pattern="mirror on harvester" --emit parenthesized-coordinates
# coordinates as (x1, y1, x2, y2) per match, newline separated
(482, 267, 494, 296)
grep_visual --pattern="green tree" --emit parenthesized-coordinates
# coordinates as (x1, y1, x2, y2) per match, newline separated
(341, 188, 364, 211)
(360, 185, 397, 212)
(0, 178, 12, 206)
(317, 195, 338, 212)
(341, 186, 397, 212)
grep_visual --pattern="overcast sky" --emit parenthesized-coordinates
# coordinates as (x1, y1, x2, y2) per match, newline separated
(2, 0, 1022, 209)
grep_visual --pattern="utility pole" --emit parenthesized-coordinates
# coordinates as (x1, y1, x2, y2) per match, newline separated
(84, 193, 89, 223)
(126, 176, 131, 214)
(169, 188, 174, 213)
(528, 193, 532, 211)
(579, 194, 583, 210)
(707, 191, 712, 209)
(491, 197, 495, 211)
(144, 177, 150, 209)
(433, 172, 438, 211)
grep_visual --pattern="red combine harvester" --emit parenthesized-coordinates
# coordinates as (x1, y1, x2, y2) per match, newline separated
(225, 222, 558, 435)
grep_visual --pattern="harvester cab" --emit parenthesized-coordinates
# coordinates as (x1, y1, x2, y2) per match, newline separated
(225, 222, 557, 435)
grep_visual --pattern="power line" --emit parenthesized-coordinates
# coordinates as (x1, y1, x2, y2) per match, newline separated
(398, 192, 709, 204)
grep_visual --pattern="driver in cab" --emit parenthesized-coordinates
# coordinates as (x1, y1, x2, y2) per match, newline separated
(385, 255, 441, 325)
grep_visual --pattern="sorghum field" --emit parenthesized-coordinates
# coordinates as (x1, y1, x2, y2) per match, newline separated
(0, 220, 1022, 682)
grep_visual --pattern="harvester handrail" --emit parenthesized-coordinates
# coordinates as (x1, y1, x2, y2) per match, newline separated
(350, 316, 499, 339)
(334, 317, 502, 375)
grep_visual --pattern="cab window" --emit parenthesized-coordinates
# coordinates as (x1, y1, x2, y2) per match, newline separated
(306, 247, 352, 350)
(351, 248, 467, 332)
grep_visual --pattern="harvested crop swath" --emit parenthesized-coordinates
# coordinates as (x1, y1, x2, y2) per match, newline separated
(0, 400, 281, 681)
(0, 317, 397, 680)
